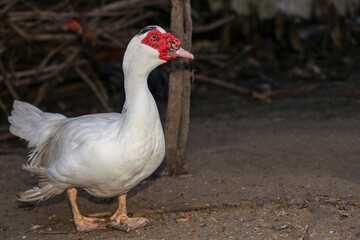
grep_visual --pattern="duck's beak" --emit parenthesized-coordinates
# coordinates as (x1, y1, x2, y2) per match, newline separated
(166, 44, 194, 60)
(171, 47, 194, 59)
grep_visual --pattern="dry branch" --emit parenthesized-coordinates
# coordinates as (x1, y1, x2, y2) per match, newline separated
(0, 0, 18, 17)
(193, 15, 236, 33)
(196, 74, 250, 95)
(0, 60, 85, 86)
(34, 75, 63, 106)
(27, 34, 77, 42)
(0, 59, 19, 100)
(8, 21, 31, 41)
(0, 0, 169, 112)
(34, 43, 67, 80)
(131, 201, 255, 217)
(75, 66, 112, 112)
(0, 48, 81, 86)
(0, 98, 8, 116)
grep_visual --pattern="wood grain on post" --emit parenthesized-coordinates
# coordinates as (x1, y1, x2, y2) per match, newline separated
(175, 0, 192, 174)
(164, 0, 192, 175)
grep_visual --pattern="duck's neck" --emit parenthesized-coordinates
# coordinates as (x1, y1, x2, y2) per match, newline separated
(122, 60, 159, 126)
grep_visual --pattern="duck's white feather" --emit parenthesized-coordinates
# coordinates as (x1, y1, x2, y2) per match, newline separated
(8, 100, 66, 148)
(9, 26, 167, 201)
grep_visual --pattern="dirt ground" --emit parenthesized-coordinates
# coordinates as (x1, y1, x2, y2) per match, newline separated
(1, 97, 360, 240)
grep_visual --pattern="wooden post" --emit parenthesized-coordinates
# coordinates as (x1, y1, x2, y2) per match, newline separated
(219, 0, 231, 52)
(164, 0, 192, 175)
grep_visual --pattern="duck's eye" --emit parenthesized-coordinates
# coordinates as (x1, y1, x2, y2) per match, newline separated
(151, 34, 158, 41)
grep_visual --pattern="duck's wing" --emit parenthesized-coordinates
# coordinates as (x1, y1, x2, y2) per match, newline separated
(9, 101, 123, 166)
(10, 102, 123, 202)
(27, 112, 123, 169)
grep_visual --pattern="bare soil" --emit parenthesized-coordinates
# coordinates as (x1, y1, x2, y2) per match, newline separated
(1, 111, 360, 239)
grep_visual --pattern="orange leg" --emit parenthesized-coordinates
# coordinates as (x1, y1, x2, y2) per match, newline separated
(107, 194, 149, 232)
(67, 188, 106, 232)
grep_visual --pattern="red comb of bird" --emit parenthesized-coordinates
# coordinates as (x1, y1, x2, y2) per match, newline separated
(67, 18, 83, 35)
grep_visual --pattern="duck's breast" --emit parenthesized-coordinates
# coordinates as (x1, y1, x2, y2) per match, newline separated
(46, 113, 165, 197)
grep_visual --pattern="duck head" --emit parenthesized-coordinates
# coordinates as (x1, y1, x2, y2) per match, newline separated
(123, 25, 194, 76)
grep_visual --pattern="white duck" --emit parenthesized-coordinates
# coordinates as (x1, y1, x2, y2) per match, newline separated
(8, 25, 194, 232)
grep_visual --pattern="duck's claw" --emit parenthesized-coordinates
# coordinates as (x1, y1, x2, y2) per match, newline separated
(107, 216, 149, 232)
(74, 216, 107, 232)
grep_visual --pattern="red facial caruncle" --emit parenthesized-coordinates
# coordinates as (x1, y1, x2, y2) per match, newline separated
(67, 18, 83, 35)
(141, 30, 182, 61)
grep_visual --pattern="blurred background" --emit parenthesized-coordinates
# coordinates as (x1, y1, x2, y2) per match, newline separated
(0, 0, 360, 135)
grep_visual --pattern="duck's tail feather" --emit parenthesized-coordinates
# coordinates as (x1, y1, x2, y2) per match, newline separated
(17, 184, 57, 202)
(8, 100, 43, 145)
(9, 100, 65, 202)
(17, 165, 57, 202)
(8, 100, 66, 148)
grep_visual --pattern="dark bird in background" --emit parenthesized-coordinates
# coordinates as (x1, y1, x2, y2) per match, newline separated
(67, 18, 169, 101)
